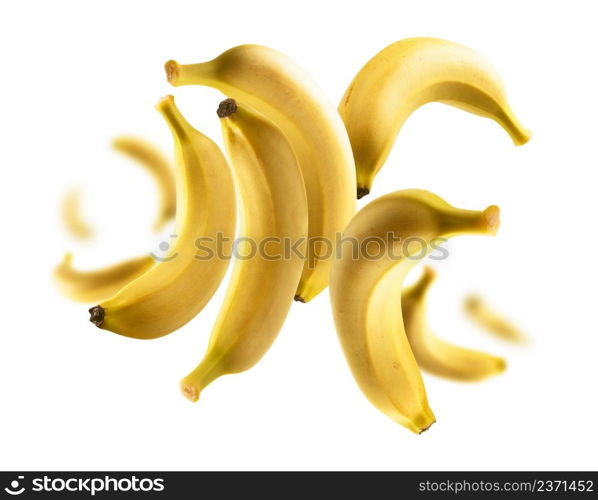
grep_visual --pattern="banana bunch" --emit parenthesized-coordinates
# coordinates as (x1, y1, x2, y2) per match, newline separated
(54, 38, 529, 432)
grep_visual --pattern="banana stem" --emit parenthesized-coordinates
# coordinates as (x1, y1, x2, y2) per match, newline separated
(164, 60, 180, 85)
(155, 95, 191, 141)
(407, 266, 437, 299)
(164, 60, 213, 88)
(180, 356, 224, 402)
(442, 205, 500, 237)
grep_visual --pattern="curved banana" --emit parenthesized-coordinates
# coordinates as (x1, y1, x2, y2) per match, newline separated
(180, 99, 308, 402)
(330, 189, 500, 432)
(339, 37, 531, 198)
(165, 44, 356, 302)
(88, 96, 236, 339)
(61, 137, 174, 240)
(54, 253, 154, 303)
(112, 136, 176, 230)
(61, 189, 93, 239)
(402, 266, 506, 381)
(464, 294, 527, 344)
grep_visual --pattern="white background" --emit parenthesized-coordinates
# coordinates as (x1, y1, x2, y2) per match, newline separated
(1, 0, 596, 471)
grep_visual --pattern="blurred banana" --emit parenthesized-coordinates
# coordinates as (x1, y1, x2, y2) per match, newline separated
(61, 136, 175, 241)
(465, 294, 527, 344)
(402, 267, 506, 381)
(61, 189, 93, 240)
(112, 136, 175, 230)
(54, 253, 154, 303)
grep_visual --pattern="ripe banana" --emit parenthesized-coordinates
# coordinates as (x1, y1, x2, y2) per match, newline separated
(339, 37, 531, 198)
(112, 136, 176, 230)
(329, 189, 500, 432)
(180, 99, 308, 402)
(54, 253, 154, 303)
(88, 96, 236, 339)
(61, 189, 93, 239)
(165, 44, 356, 302)
(402, 266, 506, 381)
(465, 294, 527, 344)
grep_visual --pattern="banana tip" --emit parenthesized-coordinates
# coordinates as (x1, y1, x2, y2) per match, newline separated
(89, 305, 105, 327)
(419, 420, 436, 434)
(294, 295, 306, 303)
(483, 205, 500, 235)
(496, 358, 508, 373)
(217, 98, 238, 118)
(180, 381, 200, 402)
(164, 60, 179, 85)
(464, 294, 481, 311)
(357, 187, 370, 199)
(422, 266, 437, 282)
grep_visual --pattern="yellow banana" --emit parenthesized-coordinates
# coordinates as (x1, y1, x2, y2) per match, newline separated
(54, 253, 154, 303)
(339, 37, 531, 198)
(61, 189, 93, 239)
(402, 266, 506, 381)
(464, 294, 527, 344)
(329, 189, 500, 432)
(112, 136, 176, 230)
(180, 99, 308, 402)
(165, 44, 356, 302)
(88, 95, 236, 340)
